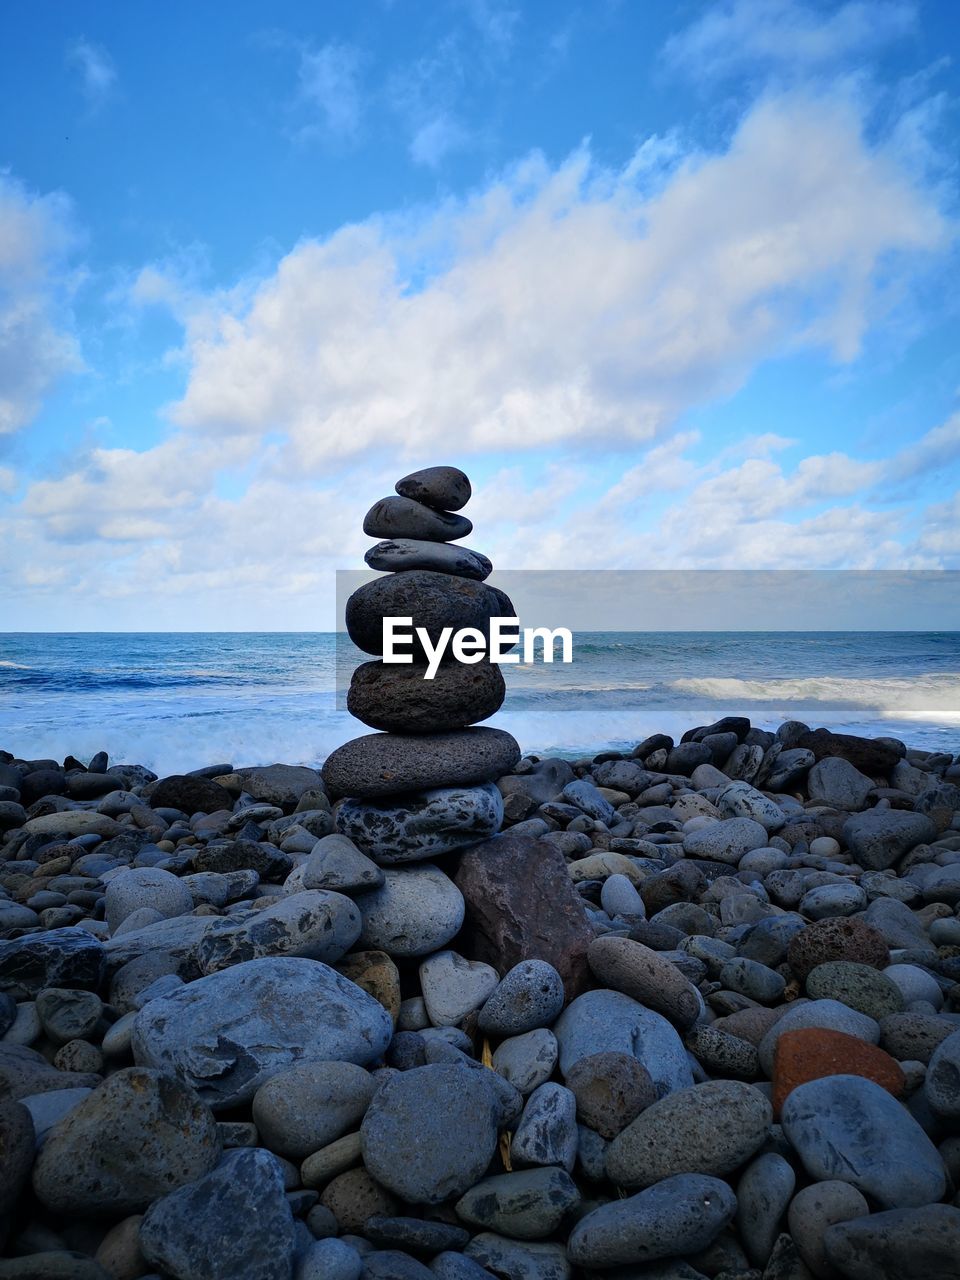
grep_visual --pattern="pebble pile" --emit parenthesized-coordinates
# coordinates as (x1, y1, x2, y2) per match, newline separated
(1, 495, 960, 1279)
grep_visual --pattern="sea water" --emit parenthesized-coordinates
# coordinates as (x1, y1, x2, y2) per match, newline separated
(1, 631, 958, 775)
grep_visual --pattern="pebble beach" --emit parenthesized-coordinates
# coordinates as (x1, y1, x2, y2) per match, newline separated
(2, 466, 960, 1280)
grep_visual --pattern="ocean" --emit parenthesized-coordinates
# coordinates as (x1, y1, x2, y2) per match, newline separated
(1, 631, 958, 776)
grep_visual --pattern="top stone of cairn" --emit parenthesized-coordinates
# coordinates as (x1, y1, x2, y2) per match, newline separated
(395, 465, 472, 512)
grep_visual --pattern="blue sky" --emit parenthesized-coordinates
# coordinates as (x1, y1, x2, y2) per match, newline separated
(1, 0, 959, 628)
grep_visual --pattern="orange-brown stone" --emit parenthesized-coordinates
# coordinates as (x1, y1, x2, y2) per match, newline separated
(772, 1027, 906, 1117)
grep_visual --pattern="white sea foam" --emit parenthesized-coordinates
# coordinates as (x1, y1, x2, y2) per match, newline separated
(670, 674, 960, 721)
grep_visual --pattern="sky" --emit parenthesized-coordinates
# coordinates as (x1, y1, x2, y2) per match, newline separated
(1, 0, 959, 630)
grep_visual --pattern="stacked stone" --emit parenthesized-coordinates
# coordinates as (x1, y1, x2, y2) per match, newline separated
(321, 465, 521, 864)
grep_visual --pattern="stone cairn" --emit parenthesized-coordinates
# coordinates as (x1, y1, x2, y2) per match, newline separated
(321, 465, 522, 864)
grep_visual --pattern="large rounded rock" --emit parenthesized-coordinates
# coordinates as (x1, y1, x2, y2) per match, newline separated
(788, 917, 889, 979)
(105, 866, 195, 932)
(336, 784, 503, 864)
(807, 757, 874, 810)
(345, 570, 511, 659)
(798, 728, 901, 775)
(32, 1068, 221, 1214)
(0, 927, 104, 1000)
(361, 1065, 502, 1204)
(823, 1204, 960, 1280)
(363, 495, 472, 542)
(477, 961, 565, 1037)
(149, 774, 232, 814)
(252, 1061, 377, 1159)
(455, 1168, 580, 1240)
(396, 466, 471, 511)
(567, 1174, 737, 1268)
(565, 1052, 656, 1139)
(925, 1028, 960, 1118)
(781, 1074, 946, 1208)
(195, 890, 361, 974)
(322, 729, 520, 800)
(0, 1100, 35, 1220)
(131, 957, 393, 1108)
(806, 961, 905, 1020)
(842, 809, 937, 870)
(365, 539, 491, 580)
(553, 990, 693, 1098)
(605, 1080, 771, 1189)
(140, 1147, 295, 1280)
(348, 660, 505, 733)
(682, 817, 768, 865)
(355, 865, 465, 958)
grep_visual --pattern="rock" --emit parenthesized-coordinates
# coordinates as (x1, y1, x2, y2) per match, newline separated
(884, 962, 943, 1008)
(565, 1052, 656, 1138)
(19, 1085, 93, 1144)
(454, 835, 594, 1001)
(345, 571, 506, 658)
(0, 1042, 101, 1100)
(586, 937, 701, 1030)
(567, 1173, 737, 1268)
(365, 538, 492, 581)
(348, 661, 504, 733)
(31, 1067, 221, 1214)
(463, 1234, 570, 1280)
(93, 1214, 147, 1280)
(553, 990, 693, 1098)
(420, 951, 500, 1026)
(787, 917, 889, 979)
(823, 1203, 960, 1280)
(336, 951, 402, 1023)
(880, 1011, 954, 1063)
(320, 1167, 399, 1232)
(842, 809, 937, 871)
(599, 874, 645, 920)
(0, 1253, 112, 1279)
(736, 1152, 796, 1267)
(682, 817, 768, 865)
(139, 1147, 295, 1280)
(719, 956, 786, 1003)
(511, 1083, 578, 1171)
(493, 1030, 559, 1095)
(759, 1000, 881, 1077)
(364, 1216, 470, 1254)
(102, 914, 215, 979)
(252, 1061, 377, 1160)
(925, 1028, 960, 1118)
(798, 728, 901, 775)
(336, 785, 503, 864)
(105, 867, 194, 932)
(455, 1168, 580, 1240)
(192, 839, 293, 879)
(806, 960, 905, 1019)
(292, 834, 385, 892)
(477, 961, 565, 1037)
(149, 774, 233, 813)
(20, 810, 120, 838)
(322, 729, 520, 800)
(717, 781, 786, 832)
(298, 1239, 363, 1280)
(355, 865, 465, 958)
(781, 1074, 946, 1208)
(799, 882, 867, 920)
(0, 1099, 34, 1219)
(395, 466, 472, 512)
(214, 764, 323, 807)
(132, 957, 393, 1108)
(683, 1025, 759, 1080)
(605, 1080, 771, 1188)
(360, 1065, 502, 1204)
(196, 890, 361, 974)
(787, 1179, 870, 1277)
(0, 927, 104, 1000)
(363, 495, 472, 542)
(301, 1131, 363, 1187)
(807, 757, 874, 810)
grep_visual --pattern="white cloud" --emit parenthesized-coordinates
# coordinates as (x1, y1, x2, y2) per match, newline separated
(66, 38, 117, 108)
(664, 0, 916, 80)
(164, 91, 946, 466)
(409, 114, 471, 168)
(0, 174, 84, 435)
(297, 42, 363, 141)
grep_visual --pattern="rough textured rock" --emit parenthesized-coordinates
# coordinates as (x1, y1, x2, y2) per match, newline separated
(139, 1147, 295, 1280)
(345, 570, 508, 658)
(787, 918, 890, 980)
(395, 466, 472, 511)
(212, 764, 322, 807)
(131, 957, 393, 1108)
(195, 889, 361, 974)
(586, 936, 701, 1030)
(477, 961, 566, 1037)
(0, 927, 104, 1000)
(361, 1065, 502, 1204)
(32, 1068, 221, 1214)
(455, 833, 594, 1000)
(772, 1027, 905, 1116)
(149, 774, 233, 813)
(798, 728, 901, 775)
(336, 784, 503, 864)
(823, 1204, 960, 1280)
(364, 538, 492, 581)
(322, 729, 520, 800)
(363, 495, 472, 542)
(454, 1168, 580, 1240)
(348, 660, 505, 733)
(565, 1052, 656, 1139)
(842, 809, 937, 870)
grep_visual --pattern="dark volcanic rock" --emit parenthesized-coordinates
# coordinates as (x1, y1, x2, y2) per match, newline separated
(0, 1100, 34, 1220)
(454, 833, 594, 999)
(798, 728, 902, 776)
(363, 496, 472, 543)
(149, 774, 233, 814)
(348, 659, 505, 733)
(787, 918, 890, 980)
(345, 570, 513, 659)
(365, 539, 492, 580)
(322, 728, 521, 800)
(336, 783, 503, 863)
(823, 1204, 960, 1280)
(193, 839, 292, 880)
(0, 927, 104, 1000)
(395, 465, 472, 511)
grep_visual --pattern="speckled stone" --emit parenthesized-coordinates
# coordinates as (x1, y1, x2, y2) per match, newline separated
(787, 918, 890, 980)
(565, 1052, 657, 1139)
(323, 729, 520, 800)
(455, 1168, 581, 1240)
(806, 960, 905, 1019)
(477, 961, 565, 1037)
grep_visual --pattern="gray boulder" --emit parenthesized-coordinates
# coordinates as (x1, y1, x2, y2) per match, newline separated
(196, 890, 361, 974)
(842, 809, 937, 870)
(553, 990, 693, 1097)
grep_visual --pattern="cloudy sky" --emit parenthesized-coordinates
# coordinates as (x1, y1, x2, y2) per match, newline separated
(1, 0, 958, 629)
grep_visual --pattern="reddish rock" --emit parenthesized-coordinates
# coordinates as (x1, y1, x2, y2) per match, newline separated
(453, 833, 594, 1000)
(798, 729, 901, 778)
(772, 1027, 906, 1117)
(787, 918, 889, 980)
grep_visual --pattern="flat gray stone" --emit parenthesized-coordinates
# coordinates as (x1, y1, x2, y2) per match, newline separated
(105, 867, 194, 932)
(420, 950, 500, 1027)
(336, 784, 503, 864)
(717, 781, 786, 832)
(131, 957, 393, 1108)
(492, 1029, 558, 1095)
(808, 757, 874, 810)
(511, 1083, 578, 1172)
(286, 834, 384, 892)
(365, 538, 491, 579)
(682, 817, 768, 865)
